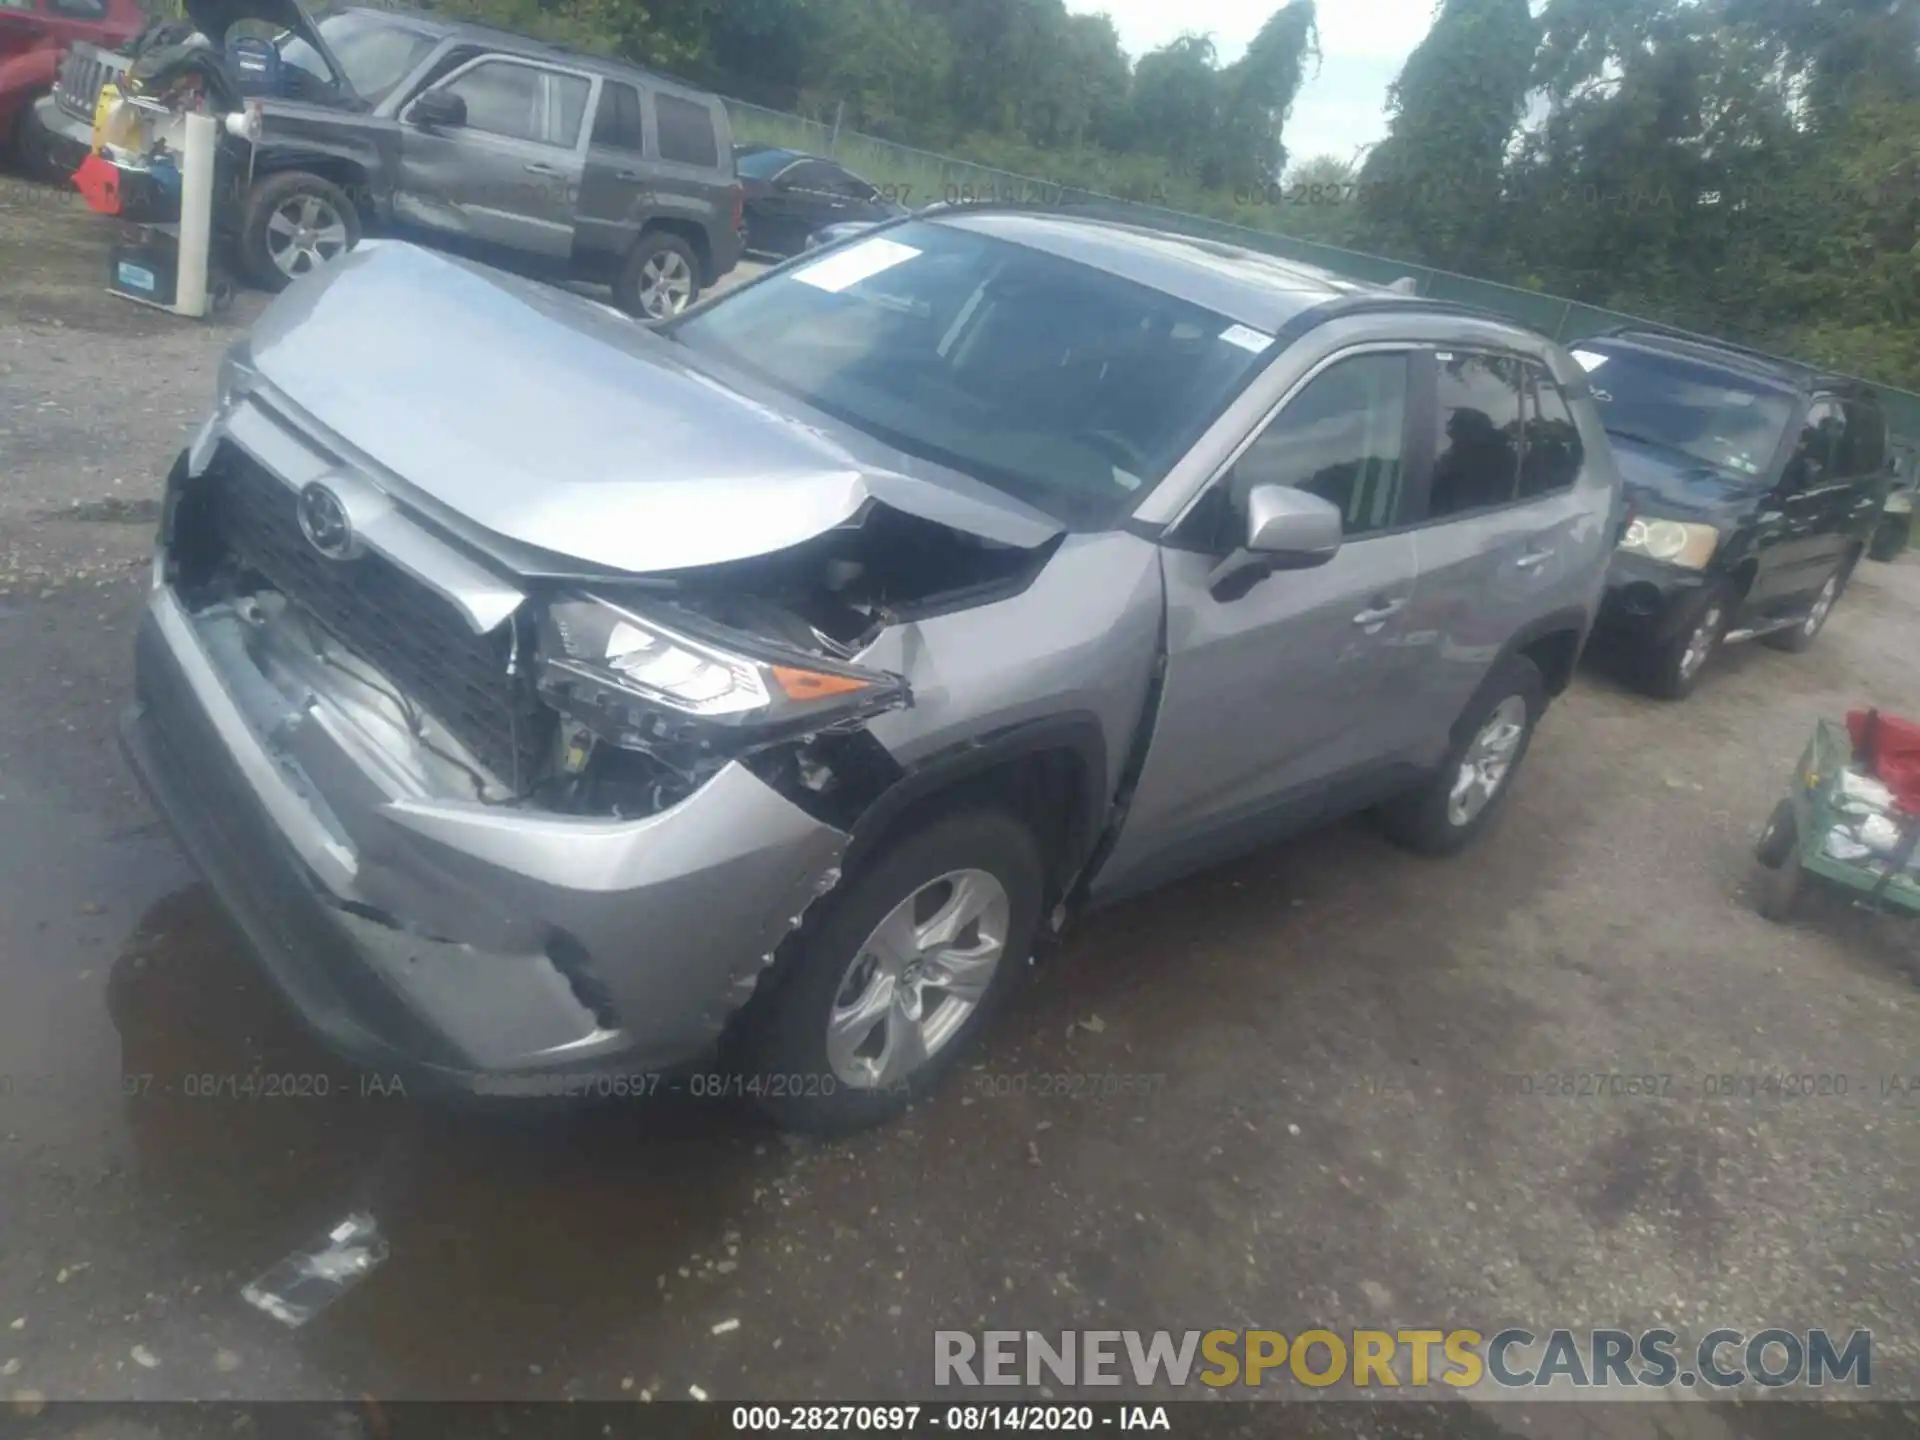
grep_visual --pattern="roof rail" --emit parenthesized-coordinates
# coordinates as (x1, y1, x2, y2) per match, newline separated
(1592, 320, 1813, 373)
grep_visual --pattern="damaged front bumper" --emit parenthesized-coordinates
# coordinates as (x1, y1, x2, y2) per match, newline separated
(120, 581, 850, 1092)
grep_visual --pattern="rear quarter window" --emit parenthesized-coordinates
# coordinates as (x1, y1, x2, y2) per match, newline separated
(655, 92, 719, 168)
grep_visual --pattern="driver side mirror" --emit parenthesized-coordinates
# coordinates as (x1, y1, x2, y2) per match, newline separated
(407, 89, 466, 129)
(1208, 485, 1343, 601)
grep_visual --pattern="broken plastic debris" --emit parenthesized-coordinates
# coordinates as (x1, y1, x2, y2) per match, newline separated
(711, 1318, 740, 1335)
(1824, 826, 1874, 862)
(1840, 770, 1897, 810)
(240, 1213, 388, 1329)
(129, 1345, 159, 1369)
(689, 1385, 709, 1401)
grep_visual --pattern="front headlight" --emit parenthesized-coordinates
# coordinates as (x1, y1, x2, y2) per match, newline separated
(537, 594, 908, 759)
(1618, 516, 1720, 569)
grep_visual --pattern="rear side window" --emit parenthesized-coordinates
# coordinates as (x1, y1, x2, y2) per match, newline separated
(655, 93, 719, 167)
(592, 80, 647, 153)
(1230, 352, 1410, 538)
(1840, 398, 1887, 477)
(1520, 364, 1585, 497)
(1426, 352, 1524, 518)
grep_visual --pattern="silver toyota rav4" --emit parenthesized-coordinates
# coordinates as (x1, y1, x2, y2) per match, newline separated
(122, 210, 1621, 1132)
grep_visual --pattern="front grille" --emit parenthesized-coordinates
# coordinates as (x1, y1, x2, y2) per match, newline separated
(206, 443, 553, 789)
(58, 47, 127, 120)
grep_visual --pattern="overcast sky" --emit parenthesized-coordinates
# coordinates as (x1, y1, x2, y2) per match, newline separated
(1070, 0, 1440, 169)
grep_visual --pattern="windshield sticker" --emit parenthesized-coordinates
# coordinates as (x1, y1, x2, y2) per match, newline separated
(793, 237, 922, 294)
(1218, 324, 1273, 354)
(1569, 349, 1610, 372)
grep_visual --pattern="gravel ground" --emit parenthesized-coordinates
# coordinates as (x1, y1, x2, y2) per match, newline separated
(2, 175, 1918, 1439)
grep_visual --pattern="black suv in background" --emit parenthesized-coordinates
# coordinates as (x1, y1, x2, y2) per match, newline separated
(38, 0, 745, 317)
(1584, 326, 1892, 697)
(734, 143, 906, 257)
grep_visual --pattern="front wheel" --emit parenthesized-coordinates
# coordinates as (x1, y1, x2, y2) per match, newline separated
(238, 171, 362, 291)
(1763, 557, 1852, 653)
(1639, 586, 1729, 699)
(7, 93, 63, 184)
(613, 231, 702, 319)
(1381, 653, 1545, 856)
(737, 809, 1043, 1135)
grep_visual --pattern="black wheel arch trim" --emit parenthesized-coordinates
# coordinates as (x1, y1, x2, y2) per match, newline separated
(1466, 605, 1591, 732)
(845, 713, 1112, 898)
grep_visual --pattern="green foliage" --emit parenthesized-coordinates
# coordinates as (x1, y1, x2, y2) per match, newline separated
(415, 0, 1920, 394)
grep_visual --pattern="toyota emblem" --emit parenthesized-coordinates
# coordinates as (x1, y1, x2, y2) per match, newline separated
(297, 482, 356, 560)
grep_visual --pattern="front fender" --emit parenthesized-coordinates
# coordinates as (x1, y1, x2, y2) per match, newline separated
(0, 45, 62, 130)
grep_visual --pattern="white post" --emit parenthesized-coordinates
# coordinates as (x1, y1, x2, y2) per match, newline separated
(176, 109, 216, 318)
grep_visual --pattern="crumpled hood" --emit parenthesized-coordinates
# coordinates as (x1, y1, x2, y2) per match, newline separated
(243, 242, 1064, 574)
(1609, 433, 1762, 525)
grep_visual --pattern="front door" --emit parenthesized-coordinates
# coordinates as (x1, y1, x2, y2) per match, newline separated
(1092, 348, 1426, 900)
(394, 56, 593, 263)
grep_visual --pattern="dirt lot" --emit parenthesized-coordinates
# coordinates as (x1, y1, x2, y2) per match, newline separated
(2, 175, 1918, 1437)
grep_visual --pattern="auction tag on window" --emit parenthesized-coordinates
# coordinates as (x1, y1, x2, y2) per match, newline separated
(1218, 323, 1273, 354)
(1569, 348, 1610, 371)
(793, 237, 921, 294)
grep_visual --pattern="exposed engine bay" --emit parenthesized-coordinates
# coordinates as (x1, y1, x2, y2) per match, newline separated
(166, 447, 1053, 829)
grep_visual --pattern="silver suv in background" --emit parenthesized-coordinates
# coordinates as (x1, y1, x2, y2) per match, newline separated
(120, 210, 1621, 1133)
(37, 0, 745, 316)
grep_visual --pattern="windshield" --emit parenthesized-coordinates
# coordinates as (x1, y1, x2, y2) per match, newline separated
(666, 221, 1270, 526)
(735, 148, 799, 181)
(1567, 340, 1793, 480)
(280, 13, 437, 104)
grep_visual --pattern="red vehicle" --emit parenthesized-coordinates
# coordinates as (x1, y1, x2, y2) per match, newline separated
(0, 0, 144, 179)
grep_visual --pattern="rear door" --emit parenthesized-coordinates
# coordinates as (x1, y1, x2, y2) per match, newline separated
(1091, 347, 1427, 897)
(1399, 349, 1599, 741)
(576, 77, 652, 264)
(394, 54, 595, 262)
(1751, 397, 1848, 609)
(1837, 393, 1892, 549)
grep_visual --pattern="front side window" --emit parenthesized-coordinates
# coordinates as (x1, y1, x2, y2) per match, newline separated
(1229, 353, 1410, 538)
(1783, 399, 1846, 491)
(1426, 352, 1524, 518)
(1568, 339, 1792, 481)
(668, 221, 1271, 527)
(443, 60, 542, 142)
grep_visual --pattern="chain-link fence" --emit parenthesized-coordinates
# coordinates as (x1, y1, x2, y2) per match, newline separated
(720, 97, 1920, 442)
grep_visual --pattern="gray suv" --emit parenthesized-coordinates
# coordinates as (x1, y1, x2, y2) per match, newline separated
(37, 0, 744, 316)
(119, 210, 1621, 1133)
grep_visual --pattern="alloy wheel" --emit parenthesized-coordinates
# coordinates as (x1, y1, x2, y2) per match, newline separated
(1678, 602, 1724, 683)
(265, 193, 350, 280)
(637, 250, 694, 318)
(1447, 696, 1528, 827)
(826, 869, 1010, 1089)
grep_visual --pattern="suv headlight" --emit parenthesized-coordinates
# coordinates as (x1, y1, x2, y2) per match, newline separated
(536, 594, 908, 759)
(1618, 516, 1720, 569)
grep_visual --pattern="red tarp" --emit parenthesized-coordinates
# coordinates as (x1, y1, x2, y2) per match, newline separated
(1847, 708, 1920, 814)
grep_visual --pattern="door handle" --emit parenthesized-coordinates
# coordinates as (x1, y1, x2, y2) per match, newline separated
(615, 169, 644, 182)
(1352, 597, 1408, 630)
(524, 161, 563, 176)
(1513, 548, 1552, 570)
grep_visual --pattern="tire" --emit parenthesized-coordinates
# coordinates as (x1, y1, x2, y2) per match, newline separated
(1763, 553, 1854, 653)
(7, 93, 62, 184)
(736, 809, 1044, 1135)
(1752, 799, 1804, 922)
(238, 171, 362, 292)
(1869, 512, 1911, 562)
(613, 230, 702, 319)
(1381, 653, 1545, 857)
(1638, 584, 1730, 699)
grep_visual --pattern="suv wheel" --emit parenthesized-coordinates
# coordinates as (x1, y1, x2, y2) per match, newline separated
(615, 232, 701, 319)
(1640, 586, 1728, 699)
(1381, 653, 1545, 856)
(8, 93, 61, 184)
(1763, 555, 1853, 653)
(737, 809, 1043, 1135)
(239, 172, 361, 292)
